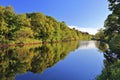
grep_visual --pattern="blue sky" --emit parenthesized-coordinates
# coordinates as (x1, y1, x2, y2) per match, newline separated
(0, 0, 110, 34)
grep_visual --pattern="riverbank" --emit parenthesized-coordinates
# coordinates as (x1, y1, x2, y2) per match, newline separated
(0, 39, 81, 48)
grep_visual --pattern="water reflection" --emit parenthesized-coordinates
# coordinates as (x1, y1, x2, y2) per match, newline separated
(78, 41, 96, 49)
(96, 42, 120, 80)
(0, 41, 108, 80)
(14, 41, 104, 80)
(0, 41, 79, 80)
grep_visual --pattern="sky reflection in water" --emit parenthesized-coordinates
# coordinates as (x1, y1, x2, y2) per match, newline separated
(16, 41, 105, 80)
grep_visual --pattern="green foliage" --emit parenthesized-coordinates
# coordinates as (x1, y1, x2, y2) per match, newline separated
(15, 27, 34, 41)
(101, 0, 120, 54)
(109, 35, 120, 54)
(95, 29, 106, 40)
(104, 0, 120, 40)
(0, 6, 91, 44)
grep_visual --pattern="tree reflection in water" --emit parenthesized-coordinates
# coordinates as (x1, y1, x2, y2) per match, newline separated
(0, 41, 79, 80)
(96, 41, 120, 80)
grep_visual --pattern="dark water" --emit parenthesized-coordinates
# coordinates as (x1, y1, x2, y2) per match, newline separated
(0, 41, 105, 80)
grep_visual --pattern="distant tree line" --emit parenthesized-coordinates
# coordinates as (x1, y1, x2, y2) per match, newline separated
(0, 6, 91, 44)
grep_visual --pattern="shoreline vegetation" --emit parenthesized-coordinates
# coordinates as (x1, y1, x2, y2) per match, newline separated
(94, 0, 120, 54)
(0, 6, 91, 47)
(0, 39, 80, 48)
(95, 0, 120, 79)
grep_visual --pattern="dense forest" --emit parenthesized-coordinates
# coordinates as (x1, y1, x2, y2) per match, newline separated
(96, 0, 120, 80)
(0, 6, 91, 45)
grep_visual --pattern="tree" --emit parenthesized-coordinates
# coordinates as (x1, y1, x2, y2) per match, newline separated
(95, 29, 105, 40)
(104, 0, 120, 36)
(15, 27, 33, 42)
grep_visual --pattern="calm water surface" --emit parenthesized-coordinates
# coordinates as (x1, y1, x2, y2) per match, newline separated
(0, 41, 105, 80)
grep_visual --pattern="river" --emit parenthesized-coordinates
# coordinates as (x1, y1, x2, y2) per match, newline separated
(0, 41, 106, 80)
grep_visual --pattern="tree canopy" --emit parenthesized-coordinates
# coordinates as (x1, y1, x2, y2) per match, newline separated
(0, 6, 91, 45)
(96, 1, 120, 79)
(104, 0, 120, 36)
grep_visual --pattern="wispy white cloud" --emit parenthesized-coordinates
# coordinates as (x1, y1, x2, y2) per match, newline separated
(68, 25, 100, 35)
